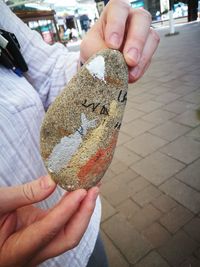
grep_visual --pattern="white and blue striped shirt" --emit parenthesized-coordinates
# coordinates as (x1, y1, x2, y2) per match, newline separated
(0, 2, 101, 266)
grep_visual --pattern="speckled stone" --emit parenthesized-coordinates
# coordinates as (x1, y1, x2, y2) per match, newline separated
(40, 48, 128, 191)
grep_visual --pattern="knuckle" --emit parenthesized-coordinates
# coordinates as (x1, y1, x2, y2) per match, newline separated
(43, 228, 58, 244)
(22, 183, 36, 203)
(135, 37, 146, 49)
(109, 0, 130, 12)
(150, 28, 160, 43)
(140, 56, 147, 67)
(68, 238, 80, 250)
(135, 8, 152, 22)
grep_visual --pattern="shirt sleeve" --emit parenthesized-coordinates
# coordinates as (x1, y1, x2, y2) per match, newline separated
(0, 1, 80, 109)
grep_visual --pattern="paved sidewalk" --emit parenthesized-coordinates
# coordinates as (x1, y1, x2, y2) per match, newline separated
(100, 22, 200, 267)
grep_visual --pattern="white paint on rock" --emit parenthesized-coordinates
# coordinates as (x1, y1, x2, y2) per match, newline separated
(47, 113, 97, 173)
(86, 55, 106, 83)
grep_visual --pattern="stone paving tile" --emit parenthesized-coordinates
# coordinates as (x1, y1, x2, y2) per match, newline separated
(181, 89, 200, 104)
(102, 168, 116, 183)
(101, 196, 116, 223)
(116, 131, 132, 146)
(134, 251, 170, 267)
(130, 204, 162, 231)
(179, 256, 200, 267)
(159, 205, 193, 234)
(160, 178, 200, 214)
(149, 85, 171, 96)
(125, 99, 140, 111)
(167, 84, 199, 96)
(158, 230, 199, 267)
(100, 231, 129, 267)
(163, 100, 197, 114)
(114, 146, 142, 166)
(116, 198, 140, 220)
(173, 109, 200, 127)
(142, 109, 176, 125)
(128, 86, 149, 97)
(161, 78, 186, 89)
(156, 73, 181, 83)
(142, 222, 171, 249)
(101, 214, 151, 264)
(129, 92, 155, 104)
(125, 132, 167, 157)
(147, 68, 170, 79)
(132, 184, 162, 207)
(114, 168, 139, 184)
(122, 108, 145, 124)
(160, 136, 200, 164)
(149, 121, 191, 141)
(133, 100, 164, 113)
(131, 151, 185, 186)
(151, 194, 177, 213)
(176, 158, 200, 191)
(128, 176, 150, 195)
(137, 79, 163, 90)
(154, 92, 181, 104)
(186, 125, 200, 140)
(183, 217, 200, 243)
(180, 74, 200, 86)
(121, 119, 155, 138)
(101, 180, 133, 207)
(109, 159, 129, 175)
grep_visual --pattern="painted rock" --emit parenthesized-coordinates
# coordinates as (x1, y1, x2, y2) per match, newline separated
(40, 48, 128, 191)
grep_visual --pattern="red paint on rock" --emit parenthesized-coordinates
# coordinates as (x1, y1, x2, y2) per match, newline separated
(77, 133, 118, 183)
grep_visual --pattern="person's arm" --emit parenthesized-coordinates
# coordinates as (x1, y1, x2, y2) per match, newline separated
(0, 1, 79, 110)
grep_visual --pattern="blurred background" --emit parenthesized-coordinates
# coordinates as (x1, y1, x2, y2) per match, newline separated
(3, 0, 200, 47)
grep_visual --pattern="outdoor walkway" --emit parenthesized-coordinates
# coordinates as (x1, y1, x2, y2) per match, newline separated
(100, 21, 200, 267)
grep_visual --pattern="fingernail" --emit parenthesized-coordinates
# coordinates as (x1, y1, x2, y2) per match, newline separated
(40, 176, 55, 189)
(130, 66, 140, 79)
(109, 33, 120, 48)
(127, 48, 140, 64)
(78, 189, 87, 201)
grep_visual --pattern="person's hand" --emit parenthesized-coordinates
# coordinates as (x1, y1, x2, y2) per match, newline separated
(80, 0, 160, 83)
(0, 176, 99, 267)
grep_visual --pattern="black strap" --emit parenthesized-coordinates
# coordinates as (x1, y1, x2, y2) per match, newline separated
(0, 29, 28, 73)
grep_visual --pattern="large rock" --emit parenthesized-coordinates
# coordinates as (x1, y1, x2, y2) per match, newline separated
(40, 48, 128, 191)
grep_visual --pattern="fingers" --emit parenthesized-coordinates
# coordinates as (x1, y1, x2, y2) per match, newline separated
(129, 28, 160, 83)
(0, 212, 17, 248)
(104, 0, 130, 49)
(63, 187, 99, 249)
(0, 176, 56, 214)
(80, 22, 107, 63)
(29, 187, 99, 265)
(6, 189, 87, 266)
(123, 8, 152, 66)
(80, 0, 131, 63)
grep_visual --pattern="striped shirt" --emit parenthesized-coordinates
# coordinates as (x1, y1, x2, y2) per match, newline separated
(0, 1, 101, 266)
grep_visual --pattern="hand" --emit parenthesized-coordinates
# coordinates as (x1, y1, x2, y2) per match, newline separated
(80, 0, 160, 83)
(0, 176, 99, 267)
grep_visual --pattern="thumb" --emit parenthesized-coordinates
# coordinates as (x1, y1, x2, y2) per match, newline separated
(80, 21, 107, 64)
(0, 176, 56, 214)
